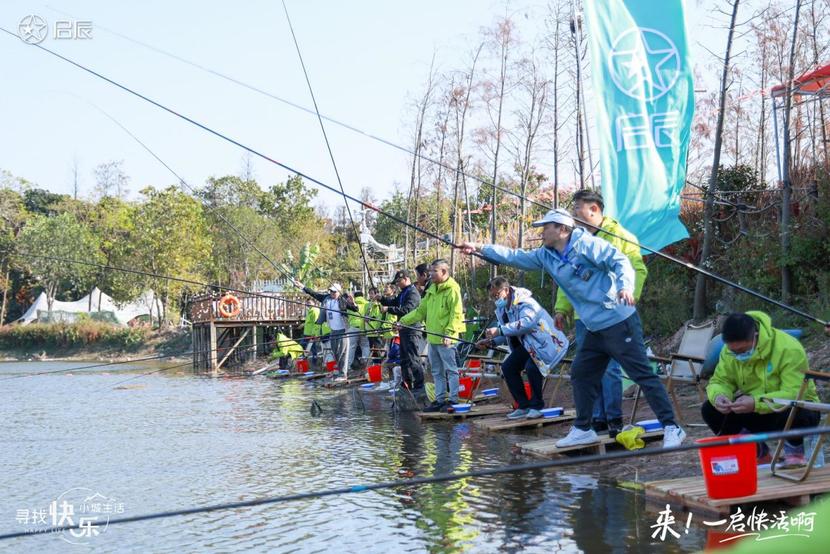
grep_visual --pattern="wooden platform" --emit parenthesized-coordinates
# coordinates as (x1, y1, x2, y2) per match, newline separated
(416, 403, 511, 421)
(517, 430, 665, 457)
(474, 410, 576, 432)
(323, 377, 369, 389)
(644, 466, 830, 517)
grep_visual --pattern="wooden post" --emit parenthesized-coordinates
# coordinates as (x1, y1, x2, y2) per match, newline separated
(209, 322, 218, 371)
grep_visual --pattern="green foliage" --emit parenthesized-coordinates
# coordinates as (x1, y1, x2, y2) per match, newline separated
(0, 321, 148, 349)
(374, 191, 408, 246)
(17, 212, 102, 303)
(23, 188, 68, 216)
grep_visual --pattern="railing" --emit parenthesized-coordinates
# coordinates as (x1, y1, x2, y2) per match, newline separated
(189, 292, 307, 324)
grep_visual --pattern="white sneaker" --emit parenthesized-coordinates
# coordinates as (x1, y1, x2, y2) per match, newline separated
(555, 426, 599, 448)
(662, 425, 686, 448)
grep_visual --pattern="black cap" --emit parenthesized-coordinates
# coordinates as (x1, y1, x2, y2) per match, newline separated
(390, 269, 411, 284)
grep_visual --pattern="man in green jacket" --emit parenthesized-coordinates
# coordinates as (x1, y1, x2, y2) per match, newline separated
(399, 259, 466, 412)
(554, 189, 648, 438)
(302, 304, 331, 370)
(703, 311, 820, 464)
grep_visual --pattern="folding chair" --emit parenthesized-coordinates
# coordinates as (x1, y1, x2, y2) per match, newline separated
(765, 369, 830, 482)
(630, 320, 715, 425)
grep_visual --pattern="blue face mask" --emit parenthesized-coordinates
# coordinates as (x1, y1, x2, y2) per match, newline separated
(494, 298, 507, 309)
(733, 348, 754, 362)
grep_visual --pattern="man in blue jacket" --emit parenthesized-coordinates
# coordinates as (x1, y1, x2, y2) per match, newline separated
(460, 208, 685, 448)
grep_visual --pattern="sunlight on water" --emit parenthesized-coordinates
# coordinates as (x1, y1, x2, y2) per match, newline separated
(0, 362, 705, 553)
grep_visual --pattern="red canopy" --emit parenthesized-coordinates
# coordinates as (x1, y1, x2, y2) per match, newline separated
(771, 63, 830, 97)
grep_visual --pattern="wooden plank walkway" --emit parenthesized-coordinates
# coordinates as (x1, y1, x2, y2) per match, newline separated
(517, 430, 665, 457)
(473, 410, 576, 432)
(644, 466, 830, 518)
(417, 404, 511, 421)
(323, 377, 369, 389)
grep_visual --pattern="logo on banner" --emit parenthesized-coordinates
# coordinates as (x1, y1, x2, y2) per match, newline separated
(608, 27, 680, 101)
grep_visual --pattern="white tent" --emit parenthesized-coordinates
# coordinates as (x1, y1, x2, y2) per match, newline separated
(16, 287, 157, 326)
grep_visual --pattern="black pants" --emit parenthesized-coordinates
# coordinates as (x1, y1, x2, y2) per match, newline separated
(502, 341, 545, 410)
(701, 400, 820, 446)
(571, 313, 676, 430)
(400, 329, 425, 390)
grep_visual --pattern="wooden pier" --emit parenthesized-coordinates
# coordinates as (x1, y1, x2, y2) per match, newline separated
(516, 430, 666, 457)
(416, 403, 511, 421)
(474, 410, 576, 432)
(644, 466, 830, 517)
(189, 291, 306, 371)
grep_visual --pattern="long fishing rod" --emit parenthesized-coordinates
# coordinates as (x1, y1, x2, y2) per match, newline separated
(6, 28, 819, 327)
(281, 0, 377, 291)
(6, 250, 481, 348)
(0, 329, 350, 382)
(1, 425, 827, 542)
(0, 29, 488, 265)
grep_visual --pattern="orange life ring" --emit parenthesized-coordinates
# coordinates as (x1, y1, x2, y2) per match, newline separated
(218, 293, 242, 318)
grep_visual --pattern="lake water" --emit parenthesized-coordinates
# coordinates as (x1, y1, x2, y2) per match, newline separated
(0, 361, 708, 552)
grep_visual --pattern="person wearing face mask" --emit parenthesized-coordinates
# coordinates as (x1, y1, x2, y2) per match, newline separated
(703, 311, 820, 465)
(477, 276, 570, 420)
(459, 208, 685, 449)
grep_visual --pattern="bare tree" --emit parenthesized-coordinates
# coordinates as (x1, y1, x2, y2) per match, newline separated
(780, 0, 803, 302)
(93, 160, 130, 200)
(694, 0, 742, 322)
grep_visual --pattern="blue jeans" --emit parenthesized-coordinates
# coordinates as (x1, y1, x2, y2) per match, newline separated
(427, 343, 459, 403)
(575, 320, 624, 422)
(571, 314, 675, 430)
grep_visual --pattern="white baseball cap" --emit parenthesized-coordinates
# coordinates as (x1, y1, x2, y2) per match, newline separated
(531, 208, 575, 228)
(328, 283, 342, 293)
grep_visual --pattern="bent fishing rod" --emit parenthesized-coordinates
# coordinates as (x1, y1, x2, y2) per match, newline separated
(1, 425, 827, 542)
(4, 28, 819, 327)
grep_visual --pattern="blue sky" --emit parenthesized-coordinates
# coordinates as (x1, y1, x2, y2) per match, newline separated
(1, 1, 715, 210)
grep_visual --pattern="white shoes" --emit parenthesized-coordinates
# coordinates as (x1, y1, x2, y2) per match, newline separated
(662, 425, 686, 449)
(556, 426, 599, 448)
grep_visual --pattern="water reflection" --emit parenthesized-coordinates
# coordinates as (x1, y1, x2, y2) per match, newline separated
(0, 362, 707, 552)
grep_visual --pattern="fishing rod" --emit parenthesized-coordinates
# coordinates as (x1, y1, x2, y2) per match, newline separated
(281, 0, 377, 291)
(0, 329, 347, 382)
(0, 29, 488, 264)
(6, 28, 819, 327)
(1, 425, 827, 541)
(6, 250, 481, 348)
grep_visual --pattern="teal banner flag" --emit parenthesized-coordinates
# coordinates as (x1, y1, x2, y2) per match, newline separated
(583, 0, 693, 251)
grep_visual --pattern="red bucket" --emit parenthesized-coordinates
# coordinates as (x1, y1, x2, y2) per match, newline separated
(458, 375, 480, 399)
(696, 435, 757, 499)
(326, 360, 338, 373)
(296, 359, 309, 373)
(466, 359, 481, 369)
(366, 364, 382, 383)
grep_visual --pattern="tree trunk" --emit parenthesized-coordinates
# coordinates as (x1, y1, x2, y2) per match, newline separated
(489, 22, 511, 280)
(0, 264, 9, 325)
(693, 0, 741, 322)
(780, 0, 802, 303)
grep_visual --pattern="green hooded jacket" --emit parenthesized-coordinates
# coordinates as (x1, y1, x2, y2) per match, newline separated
(366, 300, 397, 338)
(303, 307, 331, 337)
(706, 311, 818, 414)
(271, 332, 304, 360)
(399, 276, 466, 345)
(347, 296, 369, 330)
(554, 216, 647, 320)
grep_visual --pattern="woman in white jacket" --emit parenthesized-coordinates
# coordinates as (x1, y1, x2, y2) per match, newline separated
(477, 276, 569, 420)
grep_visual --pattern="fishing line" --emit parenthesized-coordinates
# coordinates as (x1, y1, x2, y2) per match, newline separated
(0, 425, 826, 541)
(3, 28, 822, 326)
(281, 0, 377, 290)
